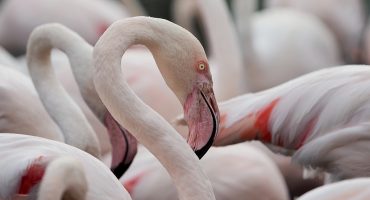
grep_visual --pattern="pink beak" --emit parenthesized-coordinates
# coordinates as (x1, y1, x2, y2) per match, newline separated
(104, 112, 137, 178)
(184, 86, 220, 158)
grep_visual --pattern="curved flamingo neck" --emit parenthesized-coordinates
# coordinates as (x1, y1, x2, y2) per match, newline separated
(38, 157, 88, 200)
(198, 0, 248, 99)
(26, 24, 100, 158)
(232, 0, 258, 68)
(94, 17, 215, 200)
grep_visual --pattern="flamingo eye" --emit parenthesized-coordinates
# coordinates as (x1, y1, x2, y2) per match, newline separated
(198, 63, 206, 70)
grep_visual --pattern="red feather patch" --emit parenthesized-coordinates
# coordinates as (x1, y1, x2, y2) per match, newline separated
(123, 171, 147, 195)
(18, 156, 46, 194)
(254, 98, 280, 143)
(295, 117, 318, 149)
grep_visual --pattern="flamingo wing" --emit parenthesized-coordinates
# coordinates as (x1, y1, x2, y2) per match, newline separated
(293, 122, 370, 181)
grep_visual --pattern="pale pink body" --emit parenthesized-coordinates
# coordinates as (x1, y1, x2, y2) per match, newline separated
(298, 178, 370, 200)
(0, 65, 64, 141)
(0, 134, 129, 200)
(121, 143, 289, 200)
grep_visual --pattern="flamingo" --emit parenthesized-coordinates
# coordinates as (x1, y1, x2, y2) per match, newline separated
(232, 0, 342, 91)
(0, 133, 214, 199)
(24, 23, 184, 177)
(0, 0, 129, 55)
(93, 16, 219, 159)
(0, 65, 64, 140)
(176, 65, 370, 181)
(297, 178, 370, 200)
(1, 16, 218, 200)
(266, 0, 366, 63)
(121, 143, 289, 200)
(26, 15, 219, 177)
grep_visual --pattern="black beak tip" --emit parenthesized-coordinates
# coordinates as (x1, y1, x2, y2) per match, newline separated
(194, 138, 214, 159)
(195, 90, 218, 159)
(112, 160, 134, 179)
(195, 148, 207, 159)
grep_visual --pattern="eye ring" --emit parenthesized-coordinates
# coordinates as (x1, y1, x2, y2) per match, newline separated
(198, 63, 206, 70)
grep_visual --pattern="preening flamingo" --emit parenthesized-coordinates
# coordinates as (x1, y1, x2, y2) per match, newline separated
(0, 0, 129, 54)
(177, 65, 370, 180)
(297, 178, 370, 200)
(232, 0, 342, 91)
(121, 143, 289, 200)
(266, 0, 366, 63)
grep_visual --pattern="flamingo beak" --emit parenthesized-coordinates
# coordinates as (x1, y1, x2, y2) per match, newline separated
(104, 112, 138, 178)
(184, 85, 220, 159)
(111, 125, 137, 178)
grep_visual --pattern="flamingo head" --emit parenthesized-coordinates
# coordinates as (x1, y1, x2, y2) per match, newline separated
(182, 61, 220, 159)
(155, 58, 219, 159)
(150, 21, 220, 159)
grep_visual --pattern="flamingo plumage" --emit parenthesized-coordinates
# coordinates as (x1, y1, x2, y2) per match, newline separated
(297, 178, 370, 200)
(0, 65, 63, 140)
(0, 16, 219, 200)
(121, 143, 289, 200)
(177, 65, 370, 180)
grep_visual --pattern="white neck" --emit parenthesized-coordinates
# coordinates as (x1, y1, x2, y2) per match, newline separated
(38, 157, 88, 200)
(172, 0, 199, 34)
(27, 24, 100, 157)
(232, 0, 257, 68)
(197, 0, 248, 100)
(94, 17, 215, 200)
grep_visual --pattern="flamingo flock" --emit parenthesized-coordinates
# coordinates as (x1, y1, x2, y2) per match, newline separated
(1, 0, 370, 199)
